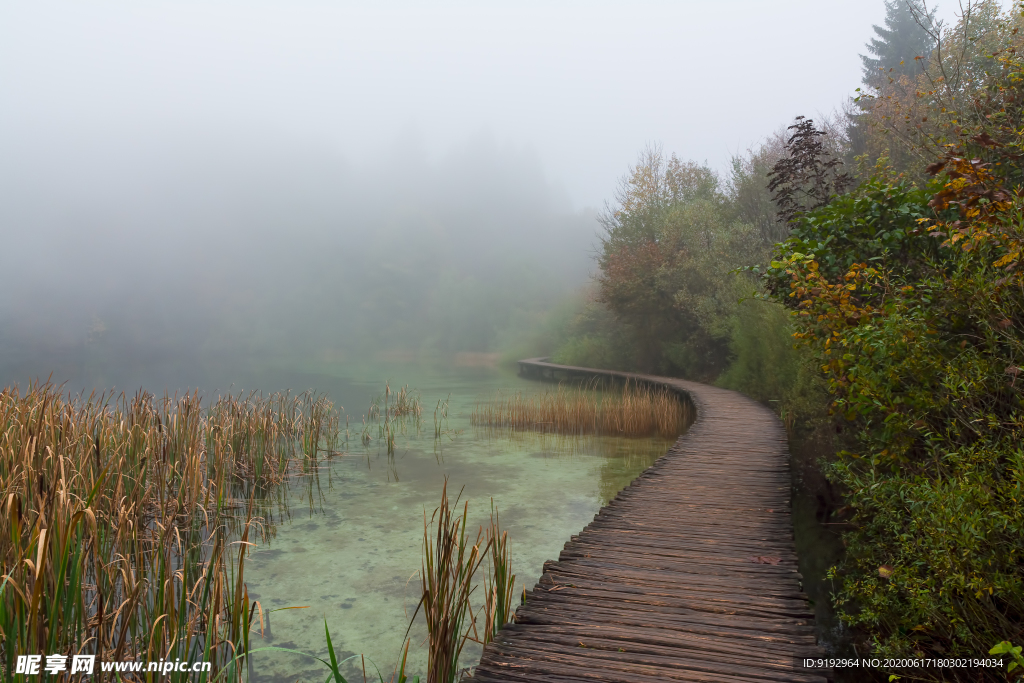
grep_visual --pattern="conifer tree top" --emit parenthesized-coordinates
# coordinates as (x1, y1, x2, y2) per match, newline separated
(861, 0, 937, 88)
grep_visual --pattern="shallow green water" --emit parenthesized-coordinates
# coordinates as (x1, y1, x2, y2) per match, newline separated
(241, 362, 677, 681)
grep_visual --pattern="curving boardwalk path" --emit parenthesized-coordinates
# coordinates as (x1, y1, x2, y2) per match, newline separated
(472, 358, 827, 683)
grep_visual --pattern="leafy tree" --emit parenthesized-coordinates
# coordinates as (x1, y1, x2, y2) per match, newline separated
(728, 131, 788, 245)
(594, 149, 761, 378)
(556, 140, 823, 429)
(861, 0, 937, 88)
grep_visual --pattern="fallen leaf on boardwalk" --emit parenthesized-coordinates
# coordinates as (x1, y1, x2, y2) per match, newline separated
(750, 556, 782, 565)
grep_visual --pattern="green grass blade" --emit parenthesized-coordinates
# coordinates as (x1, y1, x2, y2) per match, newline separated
(323, 617, 348, 683)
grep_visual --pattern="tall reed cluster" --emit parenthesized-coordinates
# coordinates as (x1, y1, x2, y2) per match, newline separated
(0, 382, 340, 681)
(471, 382, 691, 439)
(363, 384, 422, 456)
(387, 384, 421, 419)
(479, 505, 515, 646)
(416, 484, 514, 683)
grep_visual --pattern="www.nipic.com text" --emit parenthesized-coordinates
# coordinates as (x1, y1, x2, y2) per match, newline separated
(15, 655, 213, 675)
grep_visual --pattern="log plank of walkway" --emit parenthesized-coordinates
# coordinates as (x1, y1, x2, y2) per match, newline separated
(472, 358, 828, 683)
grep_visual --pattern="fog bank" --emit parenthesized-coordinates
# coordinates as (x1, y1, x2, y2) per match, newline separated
(0, 126, 596, 391)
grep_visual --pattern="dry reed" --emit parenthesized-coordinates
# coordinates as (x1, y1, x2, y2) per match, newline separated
(408, 485, 518, 683)
(387, 384, 421, 419)
(470, 381, 691, 439)
(0, 381, 341, 682)
(417, 481, 488, 683)
(362, 384, 422, 457)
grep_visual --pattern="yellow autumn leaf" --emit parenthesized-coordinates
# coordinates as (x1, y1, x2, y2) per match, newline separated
(993, 251, 1020, 268)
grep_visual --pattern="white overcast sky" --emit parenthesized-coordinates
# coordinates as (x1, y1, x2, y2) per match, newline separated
(1, 1, 975, 209)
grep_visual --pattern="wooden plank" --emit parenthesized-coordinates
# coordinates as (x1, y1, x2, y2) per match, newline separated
(485, 638, 827, 683)
(535, 574, 812, 608)
(472, 359, 825, 682)
(528, 584, 814, 620)
(491, 623, 824, 661)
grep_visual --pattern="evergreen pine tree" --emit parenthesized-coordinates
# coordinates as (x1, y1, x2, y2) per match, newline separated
(861, 0, 937, 88)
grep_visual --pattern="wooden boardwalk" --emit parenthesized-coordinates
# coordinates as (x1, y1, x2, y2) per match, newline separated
(472, 358, 827, 683)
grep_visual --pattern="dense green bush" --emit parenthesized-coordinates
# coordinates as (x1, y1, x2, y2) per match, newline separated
(760, 177, 945, 290)
(765, 174, 1024, 666)
(715, 297, 826, 433)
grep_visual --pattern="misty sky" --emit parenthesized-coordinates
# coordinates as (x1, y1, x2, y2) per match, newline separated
(1, 1, 969, 209)
(0, 0, 989, 392)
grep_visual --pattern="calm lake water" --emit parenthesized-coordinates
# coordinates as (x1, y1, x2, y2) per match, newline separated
(236, 360, 678, 681)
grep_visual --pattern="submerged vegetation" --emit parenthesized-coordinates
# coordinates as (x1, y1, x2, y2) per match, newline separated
(0, 382, 341, 681)
(470, 382, 691, 439)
